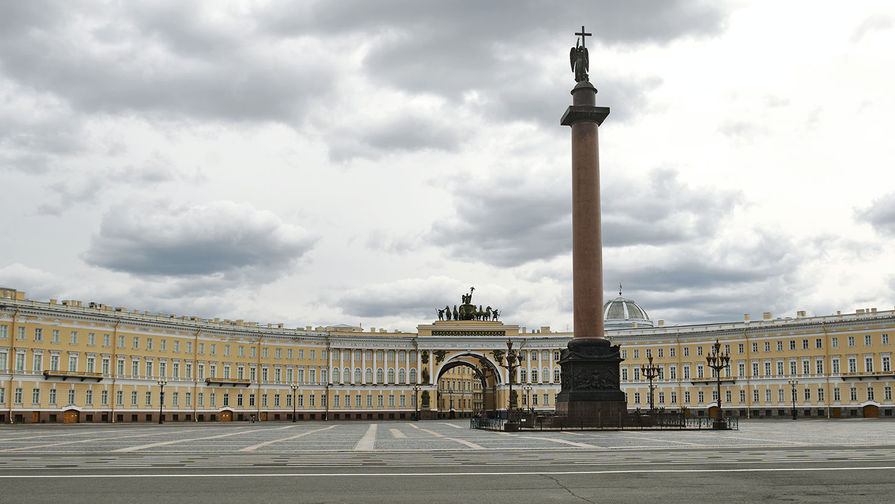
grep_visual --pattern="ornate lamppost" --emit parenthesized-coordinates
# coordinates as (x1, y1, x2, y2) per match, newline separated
(706, 340, 730, 429)
(494, 339, 521, 430)
(157, 380, 167, 424)
(640, 354, 660, 413)
(788, 379, 799, 420)
(290, 383, 298, 423)
(523, 385, 533, 415)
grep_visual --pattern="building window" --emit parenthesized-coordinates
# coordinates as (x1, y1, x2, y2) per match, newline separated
(131, 391, 138, 406)
(816, 359, 824, 374)
(885, 387, 892, 401)
(789, 340, 796, 350)
(815, 338, 823, 349)
(834, 387, 840, 401)
(849, 387, 857, 401)
(737, 344, 744, 354)
(145, 391, 152, 406)
(85, 390, 93, 405)
(865, 335, 872, 346)
(32, 388, 40, 404)
(753, 389, 759, 402)
(848, 336, 855, 347)
(832, 358, 840, 374)
(17, 327, 25, 341)
(883, 334, 890, 345)
(52, 329, 60, 344)
(34, 328, 43, 342)
(683, 347, 689, 357)
(865, 357, 874, 373)
(776, 341, 783, 352)
(803, 388, 810, 401)
(49, 388, 57, 405)
(802, 360, 810, 375)
(684, 391, 690, 403)
(867, 387, 875, 401)
(883, 356, 891, 372)
(697, 347, 703, 356)
(752, 342, 758, 353)
(818, 388, 824, 401)
(101, 390, 108, 405)
(848, 358, 857, 373)
(116, 390, 123, 406)
(697, 391, 704, 403)
(764, 342, 770, 352)
(778, 389, 785, 402)
(739, 390, 745, 403)
(68, 389, 76, 405)
(633, 392, 641, 404)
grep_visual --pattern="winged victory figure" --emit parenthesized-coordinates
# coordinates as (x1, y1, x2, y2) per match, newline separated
(570, 39, 589, 82)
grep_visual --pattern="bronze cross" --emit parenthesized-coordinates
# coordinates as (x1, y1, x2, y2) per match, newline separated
(575, 26, 592, 47)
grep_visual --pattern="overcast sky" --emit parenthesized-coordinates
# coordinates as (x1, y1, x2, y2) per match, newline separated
(2, 1, 894, 332)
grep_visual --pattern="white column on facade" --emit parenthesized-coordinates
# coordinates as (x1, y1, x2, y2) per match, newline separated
(416, 349, 421, 384)
(538, 349, 543, 384)
(373, 350, 378, 384)
(361, 349, 367, 385)
(526, 351, 532, 384)
(350, 349, 355, 385)
(338, 348, 344, 384)
(327, 348, 333, 385)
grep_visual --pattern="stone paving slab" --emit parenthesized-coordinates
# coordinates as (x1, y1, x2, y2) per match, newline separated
(0, 419, 893, 455)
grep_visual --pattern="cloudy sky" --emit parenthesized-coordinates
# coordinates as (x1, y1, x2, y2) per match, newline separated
(2, 0, 894, 332)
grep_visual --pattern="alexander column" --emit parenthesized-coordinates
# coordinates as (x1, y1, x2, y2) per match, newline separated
(555, 27, 627, 426)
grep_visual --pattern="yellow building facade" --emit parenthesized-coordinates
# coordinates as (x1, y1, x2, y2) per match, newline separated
(2, 287, 894, 423)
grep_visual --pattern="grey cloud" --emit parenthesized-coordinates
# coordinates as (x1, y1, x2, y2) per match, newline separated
(337, 276, 528, 321)
(429, 169, 741, 267)
(851, 14, 894, 42)
(327, 114, 468, 162)
(857, 193, 895, 235)
(338, 277, 467, 318)
(0, 2, 334, 124)
(264, 1, 725, 126)
(604, 232, 800, 323)
(36, 161, 186, 215)
(83, 200, 317, 283)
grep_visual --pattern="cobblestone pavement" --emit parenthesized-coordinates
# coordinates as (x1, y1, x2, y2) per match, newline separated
(0, 419, 893, 460)
(1, 420, 894, 503)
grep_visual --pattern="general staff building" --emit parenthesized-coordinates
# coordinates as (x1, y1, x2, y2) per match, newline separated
(2, 287, 894, 423)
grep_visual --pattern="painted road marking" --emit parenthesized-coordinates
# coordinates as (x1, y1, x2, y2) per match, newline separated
(240, 425, 337, 452)
(439, 423, 463, 429)
(497, 432, 598, 449)
(0, 430, 119, 442)
(113, 425, 295, 453)
(389, 428, 406, 439)
(618, 433, 707, 447)
(355, 424, 377, 451)
(409, 423, 483, 450)
(3, 466, 895, 478)
(0, 429, 194, 453)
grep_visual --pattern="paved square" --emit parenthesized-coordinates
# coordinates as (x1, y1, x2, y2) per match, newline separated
(0, 420, 894, 503)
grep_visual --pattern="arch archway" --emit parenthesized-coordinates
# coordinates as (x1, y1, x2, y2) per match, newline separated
(435, 353, 502, 419)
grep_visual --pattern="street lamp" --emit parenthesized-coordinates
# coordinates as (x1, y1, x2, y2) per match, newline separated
(523, 385, 533, 415)
(706, 339, 730, 429)
(290, 384, 298, 423)
(157, 380, 167, 424)
(640, 354, 660, 413)
(788, 379, 799, 420)
(412, 384, 420, 421)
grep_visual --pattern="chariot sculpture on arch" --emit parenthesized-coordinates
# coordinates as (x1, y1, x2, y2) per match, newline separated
(435, 286, 500, 321)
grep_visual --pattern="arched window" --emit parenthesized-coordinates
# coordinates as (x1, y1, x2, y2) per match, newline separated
(354, 368, 362, 383)
(332, 367, 340, 383)
(376, 368, 384, 383)
(343, 367, 350, 384)
(543, 367, 549, 383)
(554, 367, 561, 383)
(520, 369, 527, 383)
(531, 368, 538, 382)
(365, 368, 373, 383)
(321, 368, 328, 383)
(387, 368, 395, 383)
(398, 368, 406, 384)
(409, 368, 417, 384)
